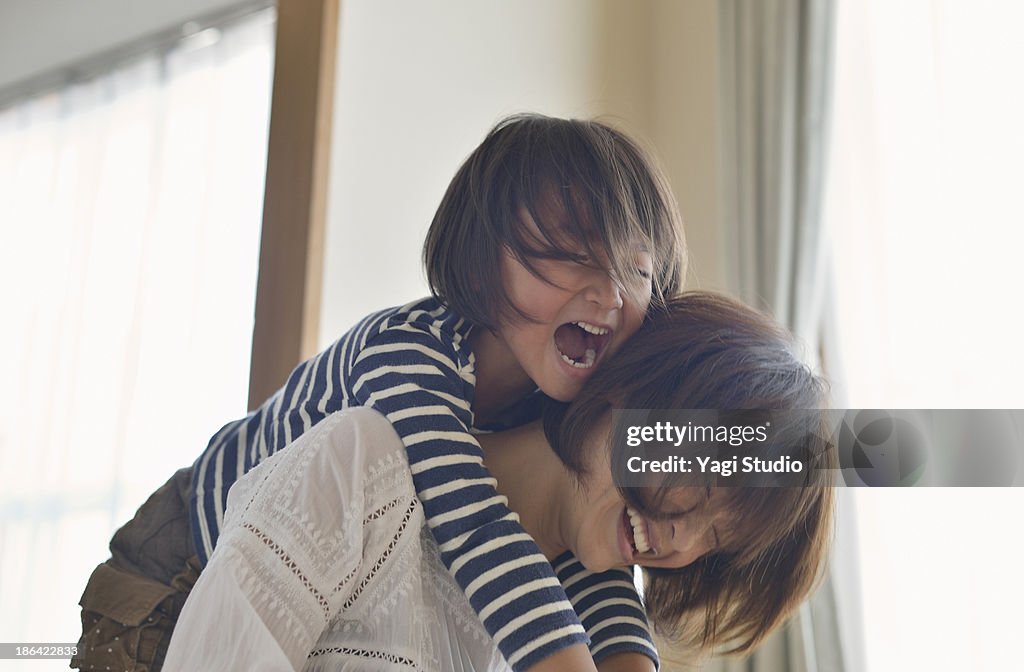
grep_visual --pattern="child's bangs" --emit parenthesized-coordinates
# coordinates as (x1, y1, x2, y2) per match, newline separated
(509, 171, 657, 293)
(494, 119, 665, 285)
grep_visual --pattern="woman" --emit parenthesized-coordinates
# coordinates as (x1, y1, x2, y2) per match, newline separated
(163, 293, 835, 670)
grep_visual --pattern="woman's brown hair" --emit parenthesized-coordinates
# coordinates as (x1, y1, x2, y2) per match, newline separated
(423, 113, 686, 330)
(544, 292, 836, 655)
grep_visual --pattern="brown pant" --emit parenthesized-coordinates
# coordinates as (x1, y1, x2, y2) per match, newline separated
(71, 467, 199, 672)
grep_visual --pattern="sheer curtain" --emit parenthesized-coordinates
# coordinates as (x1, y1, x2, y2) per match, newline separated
(826, 0, 1024, 670)
(708, 1, 846, 671)
(0, 7, 274, 653)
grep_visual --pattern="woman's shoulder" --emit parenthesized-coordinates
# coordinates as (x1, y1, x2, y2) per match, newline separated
(308, 407, 407, 466)
(328, 406, 401, 444)
(224, 408, 414, 532)
(231, 408, 407, 497)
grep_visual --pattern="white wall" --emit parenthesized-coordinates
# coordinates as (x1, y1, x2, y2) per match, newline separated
(1, 0, 725, 349)
(1, 0, 727, 346)
(2, 0, 727, 366)
(0, 0, 254, 92)
(649, 0, 726, 293)
(320, 0, 725, 343)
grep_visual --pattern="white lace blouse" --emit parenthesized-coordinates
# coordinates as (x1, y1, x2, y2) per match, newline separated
(164, 408, 512, 671)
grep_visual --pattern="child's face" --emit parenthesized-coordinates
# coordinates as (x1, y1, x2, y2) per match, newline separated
(497, 214, 653, 402)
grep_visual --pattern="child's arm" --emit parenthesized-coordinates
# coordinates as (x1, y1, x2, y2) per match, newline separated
(596, 653, 659, 672)
(350, 320, 590, 670)
(524, 646, 654, 672)
(554, 554, 660, 669)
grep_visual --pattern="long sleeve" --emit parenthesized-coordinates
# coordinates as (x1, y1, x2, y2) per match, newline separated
(165, 410, 411, 671)
(161, 546, 298, 671)
(190, 302, 404, 566)
(350, 322, 588, 670)
(554, 554, 659, 668)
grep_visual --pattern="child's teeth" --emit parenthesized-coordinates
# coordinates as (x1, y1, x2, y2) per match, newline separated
(560, 351, 596, 369)
(574, 321, 609, 336)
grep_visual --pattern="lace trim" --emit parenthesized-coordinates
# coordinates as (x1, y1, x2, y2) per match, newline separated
(331, 567, 359, 599)
(318, 496, 407, 600)
(238, 431, 411, 585)
(341, 497, 417, 611)
(365, 495, 405, 522)
(307, 646, 424, 670)
(242, 521, 330, 619)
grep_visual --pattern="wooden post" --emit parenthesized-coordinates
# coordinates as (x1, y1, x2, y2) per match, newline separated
(247, 0, 338, 409)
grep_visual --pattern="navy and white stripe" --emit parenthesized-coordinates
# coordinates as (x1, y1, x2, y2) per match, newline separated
(190, 297, 655, 670)
(555, 554, 659, 666)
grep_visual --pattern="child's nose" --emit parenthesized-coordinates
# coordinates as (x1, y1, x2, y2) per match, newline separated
(583, 269, 624, 310)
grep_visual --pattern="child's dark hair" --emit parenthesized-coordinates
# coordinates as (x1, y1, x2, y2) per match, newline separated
(423, 113, 686, 330)
(543, 292, 836, 655)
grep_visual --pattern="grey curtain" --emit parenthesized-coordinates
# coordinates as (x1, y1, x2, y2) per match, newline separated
(719, 0, 835, 352)
(703, 0, 844, 671)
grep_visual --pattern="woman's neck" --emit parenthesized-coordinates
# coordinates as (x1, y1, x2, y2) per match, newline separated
(469, 327, 536, 426)
(477, 422, 573, 561)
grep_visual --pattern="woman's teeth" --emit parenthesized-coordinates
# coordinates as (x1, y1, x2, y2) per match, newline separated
(561, 349, 596, 368)
(626, 506, 652, 554)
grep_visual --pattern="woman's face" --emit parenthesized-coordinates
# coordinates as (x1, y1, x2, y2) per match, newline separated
(564, 423, 735, 573)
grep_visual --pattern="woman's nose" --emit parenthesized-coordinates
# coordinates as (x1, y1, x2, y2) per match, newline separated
(665, 517, 711, 558)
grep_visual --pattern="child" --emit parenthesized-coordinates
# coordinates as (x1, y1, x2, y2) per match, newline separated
(160, 292, 835, 670)
(74, 113, 686, 671)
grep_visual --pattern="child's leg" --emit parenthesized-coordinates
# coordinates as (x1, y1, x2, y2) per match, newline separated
(71, 467, 199, 672)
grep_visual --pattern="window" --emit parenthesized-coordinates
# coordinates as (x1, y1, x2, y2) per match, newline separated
(826, 1, 1024, 669)
(0, 7, 275, 645)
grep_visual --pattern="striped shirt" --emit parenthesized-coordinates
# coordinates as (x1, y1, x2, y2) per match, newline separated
(190, 297, 657, 670)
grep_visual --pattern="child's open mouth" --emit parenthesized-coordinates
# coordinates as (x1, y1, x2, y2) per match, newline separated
(554, 321, 612, 369)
